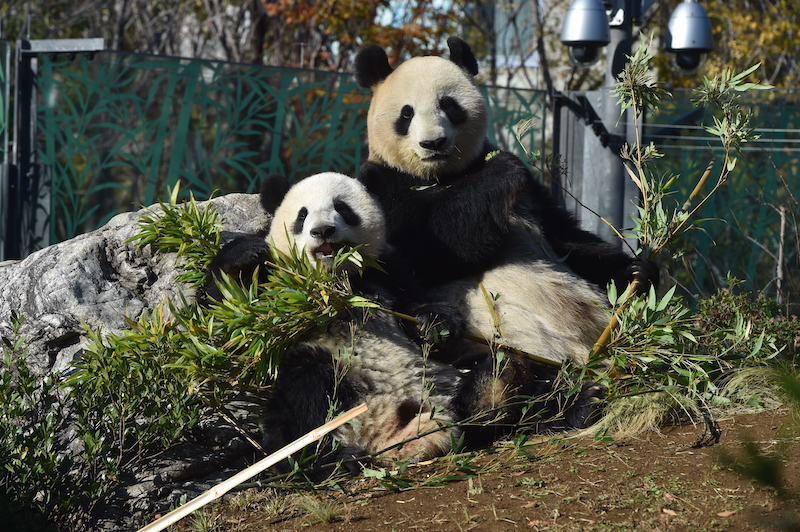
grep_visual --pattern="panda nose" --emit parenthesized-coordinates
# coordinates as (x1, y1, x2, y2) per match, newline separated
(420, 137, 447, 151)
(310, 225, 336, 239)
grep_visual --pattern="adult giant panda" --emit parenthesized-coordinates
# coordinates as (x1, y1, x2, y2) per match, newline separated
(353, 37, 659, 369)
(206, 172, 599, 472)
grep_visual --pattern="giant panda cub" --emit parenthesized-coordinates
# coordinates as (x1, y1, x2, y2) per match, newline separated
(206, 172, 600, 473)
(353, 37, 659, 370)
(207, 172, 465, 469)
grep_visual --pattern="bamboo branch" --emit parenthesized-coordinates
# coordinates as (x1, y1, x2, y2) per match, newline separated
(590, 282, 639, 359)
(590, 159, 716, 361)
(136, 403, 368, 532)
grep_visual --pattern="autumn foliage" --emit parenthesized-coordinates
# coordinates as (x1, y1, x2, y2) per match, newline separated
(260, 0, 460, 69)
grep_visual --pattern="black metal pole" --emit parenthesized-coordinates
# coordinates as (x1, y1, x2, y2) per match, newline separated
(597, 0, 632, 246)
(6, 41, 38, 260)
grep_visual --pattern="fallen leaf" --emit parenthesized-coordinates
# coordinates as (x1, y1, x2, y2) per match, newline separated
(662, 508, 677, 516)
(717, 511, 736, 517)
(664, 492, 678, 501)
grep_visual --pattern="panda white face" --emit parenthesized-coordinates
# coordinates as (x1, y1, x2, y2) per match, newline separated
(367, 56, 488, 181)
(267, 172, 386, 272)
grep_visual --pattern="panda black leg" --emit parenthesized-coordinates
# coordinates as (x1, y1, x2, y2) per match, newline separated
(261, 344, 366, 476)
(451, 355, 507, 449)
(520, 372, 605, 433)
(454, 354, 604, 447)
(453, 353, 554, 448)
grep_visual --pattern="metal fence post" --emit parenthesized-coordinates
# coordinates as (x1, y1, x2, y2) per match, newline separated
(0, 40, 10, 262)
(6, 38, 104, 260)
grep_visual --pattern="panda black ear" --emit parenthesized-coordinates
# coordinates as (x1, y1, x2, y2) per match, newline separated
(260, 173, 291, 215)
(447, 37, 479, 77)
(354, 44, 394, 89)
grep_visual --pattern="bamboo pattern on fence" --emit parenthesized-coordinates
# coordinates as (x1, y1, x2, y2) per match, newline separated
(34, 51, 547, 245)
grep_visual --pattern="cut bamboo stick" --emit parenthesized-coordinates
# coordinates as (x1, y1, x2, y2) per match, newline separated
(137, 402, 368, 532)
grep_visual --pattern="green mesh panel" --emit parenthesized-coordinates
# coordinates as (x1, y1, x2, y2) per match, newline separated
(36, 51, 546, 243)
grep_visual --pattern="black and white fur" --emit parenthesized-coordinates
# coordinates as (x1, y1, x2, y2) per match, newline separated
(205, 172, 600, 472)
(353, 37, 659, 368)
(208, 173, 465, 470)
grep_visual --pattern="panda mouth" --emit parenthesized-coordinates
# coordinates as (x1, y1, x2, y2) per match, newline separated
(420, 152, 450, 161)
(313, 242, 340, 259)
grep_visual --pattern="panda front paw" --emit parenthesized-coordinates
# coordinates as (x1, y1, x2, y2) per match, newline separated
(404, 302, 465, 350)
(564, 382, 606, 429)
(203, 235, 271, 302)
(627, 256, 660, 294)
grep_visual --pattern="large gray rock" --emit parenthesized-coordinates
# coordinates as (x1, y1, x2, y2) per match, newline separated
(0, 193, 271, 531)
(0, 193, 268, 377)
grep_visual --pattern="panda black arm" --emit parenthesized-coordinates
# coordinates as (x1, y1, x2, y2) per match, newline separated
(203, 173, 291, 303)
(358, 150, 529, 279)
(359, 150, 527, 240)
(525, 179, 659, 292)
(203, 234, 271, 302)
(432, 150, 530, 245)
(359, 162, 464, 279)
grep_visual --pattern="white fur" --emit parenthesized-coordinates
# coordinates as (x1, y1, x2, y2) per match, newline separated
(430, 219, 609, 366)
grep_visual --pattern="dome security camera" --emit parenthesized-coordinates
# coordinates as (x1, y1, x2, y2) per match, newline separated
(665, 0, 714, 74)
(560, 0, 611, 67)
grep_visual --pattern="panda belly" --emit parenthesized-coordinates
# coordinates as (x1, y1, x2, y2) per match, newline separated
(308, 307, 463, 461)
(429, 223, 608, 366)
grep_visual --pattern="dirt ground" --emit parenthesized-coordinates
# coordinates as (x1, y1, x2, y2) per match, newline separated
(166, 409, 800, 532)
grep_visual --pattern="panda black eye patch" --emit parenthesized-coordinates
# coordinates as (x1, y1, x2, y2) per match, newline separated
(334, 199, 361, 226)
(394, 105, 414, 136)
(293, 207, 308, 234)
(440, 96, 467, 125)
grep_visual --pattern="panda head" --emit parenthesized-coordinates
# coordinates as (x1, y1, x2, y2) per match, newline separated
(265, 172, 386, 273)
(354, 37, 488, 181)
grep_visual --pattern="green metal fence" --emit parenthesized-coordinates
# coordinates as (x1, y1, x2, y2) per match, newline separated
(646, 89, 800, 303)
(32, 50, 546, 247)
